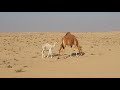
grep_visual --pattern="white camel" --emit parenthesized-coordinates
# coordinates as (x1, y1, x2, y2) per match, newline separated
(42, 42, 57, 58)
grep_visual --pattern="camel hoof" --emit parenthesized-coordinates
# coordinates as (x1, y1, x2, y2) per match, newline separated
(57, 57, 60, 59)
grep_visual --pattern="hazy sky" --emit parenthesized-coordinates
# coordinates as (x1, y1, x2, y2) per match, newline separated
(0, 12, 120, 32)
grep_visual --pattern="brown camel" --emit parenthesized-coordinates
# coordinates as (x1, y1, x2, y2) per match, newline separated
(59, 32, 83, 56)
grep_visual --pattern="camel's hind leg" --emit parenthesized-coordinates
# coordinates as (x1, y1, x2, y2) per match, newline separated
(47, 50, 50, 58)
(49, 49, 53, 58)
(42, 49, 45, 58)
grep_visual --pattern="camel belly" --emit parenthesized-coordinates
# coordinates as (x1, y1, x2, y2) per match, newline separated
(63, 40, 74, 47)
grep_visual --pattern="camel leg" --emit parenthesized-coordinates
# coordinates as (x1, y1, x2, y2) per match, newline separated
(47, 50, 50, 58)
(78, 46, 83, 56)
(63, 46, 66, 56)
(42, 49, 45, 58)
(59, 44, 63, 55)
(76, 46, 81, 57)
(59, 44, 67, 57)
(49, 49, 53, 58)
(79, 46, 83, 56)
(69, 46, 73, 57)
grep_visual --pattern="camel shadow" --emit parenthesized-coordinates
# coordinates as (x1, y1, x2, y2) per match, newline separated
(52, 53, 60, 57)
(53, 52, 85, 57)
(53, 53, 73, 57)
(71, 52, 85, 57)
(52, 52, 85, 59)
(52, 53, 70, 59)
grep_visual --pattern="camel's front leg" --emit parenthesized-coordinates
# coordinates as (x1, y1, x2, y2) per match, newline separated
(59, 44, 63, 55)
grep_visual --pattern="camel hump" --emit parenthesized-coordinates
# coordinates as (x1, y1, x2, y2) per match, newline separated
(65, 32, 71, 36)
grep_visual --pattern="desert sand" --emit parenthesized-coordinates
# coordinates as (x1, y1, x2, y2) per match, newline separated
(0, 31, 120, 78)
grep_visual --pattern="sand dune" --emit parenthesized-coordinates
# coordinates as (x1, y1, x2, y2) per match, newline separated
(0, 31, 120, 78)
